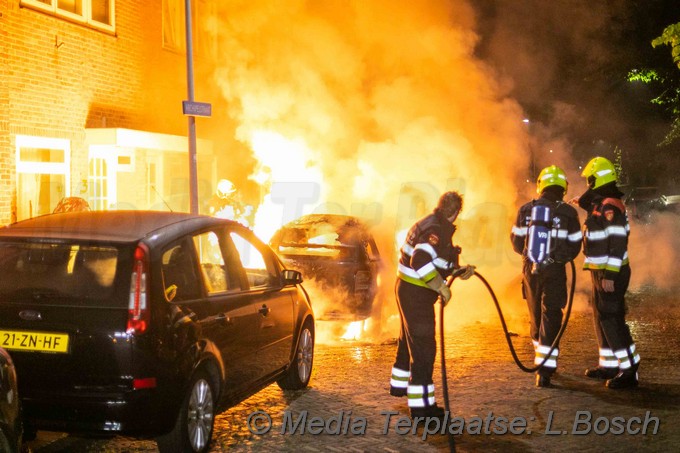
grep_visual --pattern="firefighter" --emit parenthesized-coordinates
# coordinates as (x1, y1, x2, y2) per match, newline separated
(574, 157, 640, 389)
(511, 165, 583, 387)
(389, 191, 475, 419)
(208, 179, 252, 225)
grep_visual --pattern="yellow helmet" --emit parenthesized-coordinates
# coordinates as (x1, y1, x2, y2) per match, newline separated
(581, 157, 617, 189)
(536, 165, 568, 194)
(216, 179, 236, 198)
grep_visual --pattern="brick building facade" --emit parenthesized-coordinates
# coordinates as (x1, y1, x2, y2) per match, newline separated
(0, 0, 221, 224)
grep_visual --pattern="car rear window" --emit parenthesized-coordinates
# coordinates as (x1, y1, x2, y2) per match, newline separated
(0, 242, 123, 303)
(272, 227, 358, 260)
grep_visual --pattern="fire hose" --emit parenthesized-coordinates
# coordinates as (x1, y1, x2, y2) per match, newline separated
(438, 260, 576, 452)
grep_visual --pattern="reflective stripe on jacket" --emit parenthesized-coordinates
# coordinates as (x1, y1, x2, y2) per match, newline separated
(583, 197, 630, 278)
(397, 211, 458, 288)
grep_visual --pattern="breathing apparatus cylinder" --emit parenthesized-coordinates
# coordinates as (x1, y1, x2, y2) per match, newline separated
(526, 204, 552, 274)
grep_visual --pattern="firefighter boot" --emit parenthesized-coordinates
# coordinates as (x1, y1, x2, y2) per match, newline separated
(535, 373, 551, 388)
(410, 404, 446, 420)
(585, 366, 618, 380)
(606, 365, 639, 390)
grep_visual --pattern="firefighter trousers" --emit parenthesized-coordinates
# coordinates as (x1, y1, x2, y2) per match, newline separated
(393, 279, 438, 389)
(523, 261, 567, 375)
(589, 265, 637, 366)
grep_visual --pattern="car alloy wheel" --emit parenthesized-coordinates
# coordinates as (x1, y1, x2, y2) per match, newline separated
(297, 326, 314, 384)
(277, 320, 314, 390)
(187, 377, 214, 452)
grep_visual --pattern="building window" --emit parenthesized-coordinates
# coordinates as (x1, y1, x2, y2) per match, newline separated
(88, 157, 109, 211)
(162, 0, 215, 57)
(21, 0, 115, 33)
(15, 136, 71, 221)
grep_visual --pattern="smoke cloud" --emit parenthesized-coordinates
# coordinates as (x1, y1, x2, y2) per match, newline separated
(209, 0, 535, 339)
(206, 1, 678, 342)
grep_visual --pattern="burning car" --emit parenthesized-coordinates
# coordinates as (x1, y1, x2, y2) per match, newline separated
(269, 214, 382, 321)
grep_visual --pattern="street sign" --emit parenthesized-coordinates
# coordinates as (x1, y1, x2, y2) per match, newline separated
(182, 100, 212, 117)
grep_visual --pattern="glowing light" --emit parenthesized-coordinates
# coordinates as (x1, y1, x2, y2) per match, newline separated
(247, 130, 324, 242)
(341, 321, 364, 341)
(308, 233, 339, 245)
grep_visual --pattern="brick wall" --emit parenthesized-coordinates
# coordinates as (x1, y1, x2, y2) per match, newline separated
(1, 1, 12, 222)
(0, 0, 203, 223)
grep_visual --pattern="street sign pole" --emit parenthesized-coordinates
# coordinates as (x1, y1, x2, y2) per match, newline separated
(185, 0, 199, 214)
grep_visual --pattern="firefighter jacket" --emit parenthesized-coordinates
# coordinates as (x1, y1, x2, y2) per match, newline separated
(511, 196, 582, 264)
(580, 192, 630, 280)
(397, 210, 460, 289)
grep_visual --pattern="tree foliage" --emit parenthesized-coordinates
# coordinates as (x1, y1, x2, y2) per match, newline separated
(652, 23, 680, 69)
(629, 22, 680, 145)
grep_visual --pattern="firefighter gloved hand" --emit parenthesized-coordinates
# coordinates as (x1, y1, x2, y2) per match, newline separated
(459, 265, 476, 280)
(426, 275, 452, 305)
(439, 285, 452, 306)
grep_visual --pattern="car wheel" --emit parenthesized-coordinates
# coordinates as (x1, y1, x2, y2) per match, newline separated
(277, 319, 314, 390)
(157, 368, 217, 453)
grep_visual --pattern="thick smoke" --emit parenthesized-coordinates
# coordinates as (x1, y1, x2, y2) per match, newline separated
(211, 1, 670, 341)
(473, 0, 680, 294)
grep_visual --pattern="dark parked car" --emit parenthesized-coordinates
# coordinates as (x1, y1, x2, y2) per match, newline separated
(0, 347, 22, 453)
(0, 211, 314, 452)
(269, 214, 381, 321)
(625, 186, 680, 223)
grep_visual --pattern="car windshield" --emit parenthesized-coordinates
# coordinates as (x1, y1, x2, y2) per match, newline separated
(0, 242, 122, 303)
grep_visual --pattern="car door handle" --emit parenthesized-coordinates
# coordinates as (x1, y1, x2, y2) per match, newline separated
(258, 305, 271, 316)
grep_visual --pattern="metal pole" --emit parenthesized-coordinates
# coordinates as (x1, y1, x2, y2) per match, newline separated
(185, 0, 199, 214)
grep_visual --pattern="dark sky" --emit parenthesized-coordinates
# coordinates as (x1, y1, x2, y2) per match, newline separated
(471, 0, 680, 189)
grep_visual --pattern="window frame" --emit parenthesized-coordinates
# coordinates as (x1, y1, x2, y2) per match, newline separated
(227, 227, 282, 291)
(162, 0, 216, 58)
(21, 0, 116, 34)
(191, 228, 244, 296)
(15, 135, 72, 221)
(160, 238, 203, 302)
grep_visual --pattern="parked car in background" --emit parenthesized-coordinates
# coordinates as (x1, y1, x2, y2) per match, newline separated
(0, 347, 22, 453)
(269, 214, 382, 321)
(0, 211, 314, 453)
(624, 186, 680, 223)
(52, 197, 91, 213)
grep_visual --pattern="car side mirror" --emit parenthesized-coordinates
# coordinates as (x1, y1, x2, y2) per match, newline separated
(282, 269, 303, 285)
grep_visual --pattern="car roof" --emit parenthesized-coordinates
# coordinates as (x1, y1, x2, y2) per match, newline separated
(282, 214, 370, 230)
(0, 211, 232, 243)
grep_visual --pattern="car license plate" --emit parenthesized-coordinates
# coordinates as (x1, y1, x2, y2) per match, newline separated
(0, 330, 69, 353)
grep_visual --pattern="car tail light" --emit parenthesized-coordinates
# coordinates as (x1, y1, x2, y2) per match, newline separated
(354, 271, 372, 292)
(127, 243, 150, 335)
(133, 377, 157, 390)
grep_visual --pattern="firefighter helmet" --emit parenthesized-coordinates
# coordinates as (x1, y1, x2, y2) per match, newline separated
(216, 179, 236, 199)
(436, 191, 463, 219)
(536, 165, 568, 194)
(581, 157, 617, 189)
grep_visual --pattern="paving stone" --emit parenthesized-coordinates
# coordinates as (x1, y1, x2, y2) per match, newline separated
(25, 288, 680, 452)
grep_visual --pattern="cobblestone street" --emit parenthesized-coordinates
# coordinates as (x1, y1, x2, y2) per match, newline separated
(26, 287, 680, 453)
